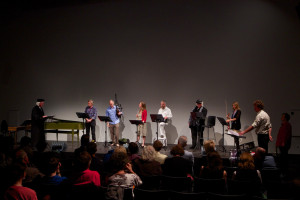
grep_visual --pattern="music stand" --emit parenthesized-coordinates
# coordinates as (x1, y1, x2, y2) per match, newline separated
(217, 117, 228, 152)
(150, 114, 164, 140)
(129, 120, 144, 147)
(191, 112, 205, 152)
(98, 116, 112, 147)
(76, 112, 90, 134)
(226, 129, 246, 158)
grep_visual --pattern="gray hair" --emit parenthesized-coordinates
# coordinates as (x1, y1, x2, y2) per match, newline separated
(141, 145, 156, 161)
(88, 99, 94, 104)
(178, 136, 187, 147)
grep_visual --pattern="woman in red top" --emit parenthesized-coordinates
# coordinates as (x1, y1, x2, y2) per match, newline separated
(276, 113, 292, 175)
(136, 101, 147, 147)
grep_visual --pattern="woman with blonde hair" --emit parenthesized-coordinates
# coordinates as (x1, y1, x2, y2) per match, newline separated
(136, 101, 147, 147)
(226, 101, 241, 130)
(132, 145, 162, 177)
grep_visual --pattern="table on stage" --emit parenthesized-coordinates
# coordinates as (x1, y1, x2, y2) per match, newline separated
(44, 118, 84, 145)
(8, 126, 31, 144)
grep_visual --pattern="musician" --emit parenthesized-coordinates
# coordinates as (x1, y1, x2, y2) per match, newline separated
(84, 99, 97, 143)
(136, 101, 147, 147)
(31, 99, 47, 151)
(158, 100, 172, 143)
(106, 100, 122, 146)
(226, 102, 241, 130)
(240, 100, 273, 153)
(189, 100, 207, 149)
(276, 113, 292, 176)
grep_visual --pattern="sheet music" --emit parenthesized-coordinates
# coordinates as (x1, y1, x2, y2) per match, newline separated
(228, 129, 240, 137)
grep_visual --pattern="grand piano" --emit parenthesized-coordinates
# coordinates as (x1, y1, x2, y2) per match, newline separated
(8, 118, 84, 144)
(44, 118, 84, 144)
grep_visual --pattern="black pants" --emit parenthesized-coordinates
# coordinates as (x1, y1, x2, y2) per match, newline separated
(257, 134, 269, 153)
(279, 146, 289, 174)
(190, 125, 204, 147)
(86, 120, 96, 141)
(31, 124, 46, 149)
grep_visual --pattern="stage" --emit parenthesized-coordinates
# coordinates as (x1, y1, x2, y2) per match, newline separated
(46, 140, 237, 159)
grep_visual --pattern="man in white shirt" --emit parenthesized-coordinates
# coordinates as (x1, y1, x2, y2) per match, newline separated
(240, 100, 272, 153)
(158, 100, 172, 145)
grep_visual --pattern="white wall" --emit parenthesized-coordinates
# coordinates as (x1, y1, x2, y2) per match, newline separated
(1, 0, 300, 153)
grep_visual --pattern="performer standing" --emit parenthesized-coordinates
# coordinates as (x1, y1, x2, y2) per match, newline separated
(31, 98, 47, 151)
(226, 102, 241, 130)
(84, 99, 97, 143)
(240, 100, 273, 153)
(106, 100, 122, 146)
(136, 101, 147, 147)
(276, 113, 292, 176)
(189, 99, 207, 149)
(158, 100, 172, 144)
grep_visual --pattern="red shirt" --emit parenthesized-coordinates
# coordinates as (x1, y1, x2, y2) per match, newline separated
(72, 169, 101, 187)
(142, 109, 147, 122)
(5, 186, 37, 200)
(276, 122, 292, 148)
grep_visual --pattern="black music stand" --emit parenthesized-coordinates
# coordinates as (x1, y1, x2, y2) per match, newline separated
(98, 116, 112, 147)
(226, 130, 246, 158)
(217, 117, 228, 152)
(150, 114, 164, 140)
(129, 120, 144, 147)
(76, 112, 90, 134)
(190, 112, 205, 152)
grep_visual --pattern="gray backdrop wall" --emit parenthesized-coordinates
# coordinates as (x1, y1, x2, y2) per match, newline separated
(1, 0, 300, 153)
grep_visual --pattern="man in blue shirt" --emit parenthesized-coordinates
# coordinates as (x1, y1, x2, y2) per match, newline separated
(85, 99, 97, 142)
(106, 100, 122, 146)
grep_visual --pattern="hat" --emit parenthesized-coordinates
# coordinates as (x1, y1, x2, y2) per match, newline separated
(37, 98, 45, 102)
(196, 99, 203, 104)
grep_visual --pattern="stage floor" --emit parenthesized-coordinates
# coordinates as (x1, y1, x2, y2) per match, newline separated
(46, 140, 235, 158)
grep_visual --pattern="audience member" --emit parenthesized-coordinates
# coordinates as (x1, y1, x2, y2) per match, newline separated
(178, 136, 194, 164)
(163, 145, 192, 177)
(38, 152, 67, 185)
(203, 140, 216, 154)
(15, 149, 42, 185)
(199, 151, 227, 181)
(86, 142, 103, 174)
(153, 140, 167, 164)
(17, 136, 34, 162)
(4, 163, 38, 200)
(74, 134, 90, 157)
(133, 145, 162, 177)
(106, 152, 142, 200)
(254, 147, 276, 170)
(128, 142, 140, 161)
(70, 151, 100, 187)
(233, 152, 262, 183)
(0, 136, 14, 168)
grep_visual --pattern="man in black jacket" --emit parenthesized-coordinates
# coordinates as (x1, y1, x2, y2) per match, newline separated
(31, 98, 47, 151)
(189, 99, 207, 149)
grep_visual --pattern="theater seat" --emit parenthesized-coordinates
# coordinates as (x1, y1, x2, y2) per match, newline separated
(160, 175, 192, 192)
(169, 191, 206, 200)
(208, 192, 249, 200)
(139, 175, 161, 190)
(134, 188, 169, 200)
(194, 177, 226, 194)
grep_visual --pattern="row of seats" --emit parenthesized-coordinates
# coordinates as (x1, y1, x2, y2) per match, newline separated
(36, 182, 264, 200)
